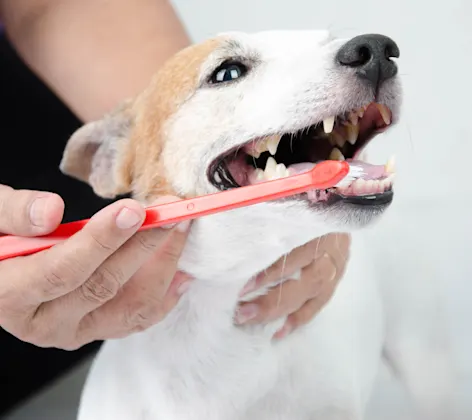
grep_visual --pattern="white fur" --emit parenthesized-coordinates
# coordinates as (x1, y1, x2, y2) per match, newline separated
(69, 30, 453, 420)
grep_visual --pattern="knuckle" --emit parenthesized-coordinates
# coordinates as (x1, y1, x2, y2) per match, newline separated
(89, 231, 115, 253)
(80, 268, 122, 304)
(41, 255, 86, 296)
(134, 231, 161, 254)
(19, 322, 55, 347)
(159, 240, 183, 263)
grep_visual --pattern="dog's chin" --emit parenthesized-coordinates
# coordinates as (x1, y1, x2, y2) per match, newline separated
(308, 193, 393, 231)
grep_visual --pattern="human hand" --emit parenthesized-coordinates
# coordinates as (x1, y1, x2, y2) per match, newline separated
(235, 233, 350, 339)
(0, 185, 192, 350)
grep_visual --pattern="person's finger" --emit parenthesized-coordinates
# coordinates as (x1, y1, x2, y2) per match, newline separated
(76, 224, 191, 342)
(3, 199, 146, 309)
(239, 238, 326, 297)
(235, 253, 336, 325)
(0, 184, 64, 236)
(35, 196, 188, 321)
(273, 278, 337, 340)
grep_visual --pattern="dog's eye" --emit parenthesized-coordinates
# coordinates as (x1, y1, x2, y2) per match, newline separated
(210, 61, 247, 84)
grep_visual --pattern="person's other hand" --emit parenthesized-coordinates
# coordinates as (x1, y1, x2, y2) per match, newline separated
(0, 185, 192, 350)
(236, 233, 350, 339)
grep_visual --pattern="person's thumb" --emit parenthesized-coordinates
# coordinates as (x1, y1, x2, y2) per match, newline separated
(0, 184, 64, 236)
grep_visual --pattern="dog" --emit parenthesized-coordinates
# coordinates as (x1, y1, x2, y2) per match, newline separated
(60, 30, 453, 420)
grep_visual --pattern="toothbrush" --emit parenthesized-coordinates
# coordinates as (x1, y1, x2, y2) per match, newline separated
(0, 160, 362, 261)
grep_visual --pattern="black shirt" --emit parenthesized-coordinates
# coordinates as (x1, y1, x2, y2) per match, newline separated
(0, 35, 113, 415)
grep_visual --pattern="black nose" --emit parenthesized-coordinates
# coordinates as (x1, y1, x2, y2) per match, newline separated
(336, 34, 400, 89)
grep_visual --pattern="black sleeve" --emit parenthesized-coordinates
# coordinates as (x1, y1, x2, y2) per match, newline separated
(0, 34, 114, 416)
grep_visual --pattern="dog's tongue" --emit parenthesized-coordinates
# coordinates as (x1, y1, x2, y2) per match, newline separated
(288, 160, 387, 180)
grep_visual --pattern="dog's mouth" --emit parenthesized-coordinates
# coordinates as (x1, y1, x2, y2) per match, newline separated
(208, 102, 396, 205)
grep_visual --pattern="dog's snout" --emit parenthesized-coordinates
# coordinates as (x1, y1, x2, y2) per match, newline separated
(336, 34, 400, 89)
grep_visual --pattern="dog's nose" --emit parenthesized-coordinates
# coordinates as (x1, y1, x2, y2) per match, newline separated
(336, 34, 400, 89)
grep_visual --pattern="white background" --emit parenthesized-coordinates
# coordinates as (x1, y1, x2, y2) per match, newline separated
(5, 0, 472, 418)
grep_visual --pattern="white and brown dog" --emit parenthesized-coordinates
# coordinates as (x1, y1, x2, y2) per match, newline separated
(61, 30, 453, 420)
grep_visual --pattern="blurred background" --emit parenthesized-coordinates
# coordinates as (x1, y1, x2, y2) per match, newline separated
(1, 0, 471, 418)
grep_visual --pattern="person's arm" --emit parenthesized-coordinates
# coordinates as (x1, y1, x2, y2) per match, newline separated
(0, 0, 190, 122)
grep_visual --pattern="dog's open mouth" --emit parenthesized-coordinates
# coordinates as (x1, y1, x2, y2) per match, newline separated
(208, 102, 396, 205)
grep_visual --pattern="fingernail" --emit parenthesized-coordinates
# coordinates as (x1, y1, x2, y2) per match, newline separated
(161, 220, 191, 232)
(235, 304, 259, 324)
(115, 207, 142, 229)
(239, 276, 258, 297)
(273, 322, 293, 340)
(161, 222, 176, 230)
(176, 220, 191, 233)
(177, 281, 192, 295)
(29, 196, 50, 227)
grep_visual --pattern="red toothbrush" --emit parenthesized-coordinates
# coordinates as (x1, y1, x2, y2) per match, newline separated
(0, 160, 358, 261)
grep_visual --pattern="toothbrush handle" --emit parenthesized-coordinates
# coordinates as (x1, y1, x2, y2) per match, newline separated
(0, 160, 348, 260)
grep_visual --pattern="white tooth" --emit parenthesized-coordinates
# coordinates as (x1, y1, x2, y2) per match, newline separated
(364, 180, 375, 194)
(357, 107, 365, 118)
(349, 112, 359, 126)
(266, 135, 281, 156)
(346, 124, 359, 145)
(256, 138, 269, 154)
(331, 131, 346, 148)
(329, 147, 345, 161)
(323, 116, 335, 133)
(255, 168, 264, 180)
(385, 155, 396, 173)
(376, 103, 391, 125)
(264, 156, 278, 179)
(275, 163, 289, 179)
(353, 179, 366, 195)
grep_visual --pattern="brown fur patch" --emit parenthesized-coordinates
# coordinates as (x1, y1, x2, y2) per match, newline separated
(118, 38, 222, 202)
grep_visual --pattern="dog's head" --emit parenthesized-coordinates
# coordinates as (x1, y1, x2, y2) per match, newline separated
(61, 30, 401, 275)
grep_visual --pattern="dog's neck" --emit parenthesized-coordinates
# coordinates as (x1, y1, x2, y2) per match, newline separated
(178, 202, 333, 286)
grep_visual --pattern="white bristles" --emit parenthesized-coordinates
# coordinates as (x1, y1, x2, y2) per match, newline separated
(333, 165, 365, 188)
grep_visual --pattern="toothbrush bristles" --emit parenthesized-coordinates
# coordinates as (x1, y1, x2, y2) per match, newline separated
(334, 164, 365, 188)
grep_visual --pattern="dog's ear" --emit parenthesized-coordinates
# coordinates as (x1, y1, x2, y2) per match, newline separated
(60, 101, 134, 199)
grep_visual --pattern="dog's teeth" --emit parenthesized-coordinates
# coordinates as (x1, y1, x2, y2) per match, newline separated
(329, 147, 345, 161)
(255, 138, 270, 154)
(376, 103, 391, 125)
(346, 124, 359, 145)
(275, 163, 290, 178)
(357, 107, 365, 118)
(263, 156, 278, 179)
(255, 168, 264, 180)
(353, 179, 366, 195)
(323, 116, 335, 133)
(266, 135, 281, 156)
(385, 155, 396, 173)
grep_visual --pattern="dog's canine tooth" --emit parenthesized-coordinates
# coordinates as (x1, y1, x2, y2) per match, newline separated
(346, 124, 359, 145)
(385, 155, 396, 173)
(267, 135, 281, 156)
(376, 103, 391, 125)
(323, 116, 335, 133)
(255, 138, 270, 154)
(329, 147, 345, 161)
